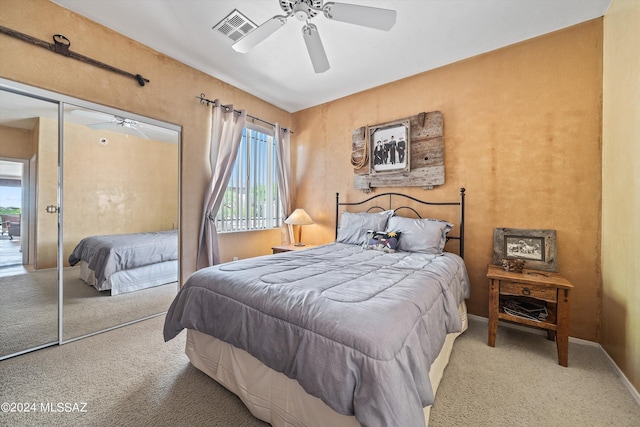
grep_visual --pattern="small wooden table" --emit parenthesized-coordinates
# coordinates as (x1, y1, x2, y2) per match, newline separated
(487, 264, 573, 366)
(272, 244, 317, 254)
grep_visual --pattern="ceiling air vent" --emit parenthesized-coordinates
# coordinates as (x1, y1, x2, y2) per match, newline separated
(213, 9, 257, 42)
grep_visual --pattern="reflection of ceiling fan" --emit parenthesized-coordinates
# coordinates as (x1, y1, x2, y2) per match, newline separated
(70, 109, 177, 141)
(233, 0, 397, 73)
(87, 116, 150, 139)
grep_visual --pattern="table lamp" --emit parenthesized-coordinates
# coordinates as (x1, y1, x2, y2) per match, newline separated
(285, 208, 314, 246)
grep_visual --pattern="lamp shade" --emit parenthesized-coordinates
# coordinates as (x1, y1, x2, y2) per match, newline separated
(285, 208, 314, 226)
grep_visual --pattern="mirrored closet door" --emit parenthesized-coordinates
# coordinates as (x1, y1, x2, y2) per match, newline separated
(0, 88, 60, 359)
(61, 104, 180, 342)
(0, 79, 181, 360)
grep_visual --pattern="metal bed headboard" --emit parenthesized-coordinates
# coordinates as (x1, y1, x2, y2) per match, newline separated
(335, 188, 466, 258)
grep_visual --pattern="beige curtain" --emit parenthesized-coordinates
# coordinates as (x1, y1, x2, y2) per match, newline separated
(196, 100, 246, 268)
(275, 123, 293, 243)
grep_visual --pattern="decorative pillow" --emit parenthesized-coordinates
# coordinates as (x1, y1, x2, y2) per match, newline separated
(336, 210, 394, 245)
(364, 230, 401, 253)
(385, 216, 453, 254)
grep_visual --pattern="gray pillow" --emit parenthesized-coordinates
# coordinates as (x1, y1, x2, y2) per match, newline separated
(336, 210, 394, 245)
(385, 216, 453, 254)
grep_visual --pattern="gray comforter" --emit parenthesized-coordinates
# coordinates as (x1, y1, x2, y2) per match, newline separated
(164, 243, 470, 427)
(68, 230, 178, 285)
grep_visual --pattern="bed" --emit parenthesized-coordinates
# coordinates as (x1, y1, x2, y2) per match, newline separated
(68, 229, 178, 295)
(164, 189, 468, 427)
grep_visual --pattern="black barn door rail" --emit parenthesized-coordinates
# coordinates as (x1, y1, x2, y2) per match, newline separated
(0, 25, 150, 86)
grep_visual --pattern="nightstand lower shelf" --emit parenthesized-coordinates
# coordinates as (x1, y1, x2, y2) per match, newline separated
(487, 264, 573, 367)
(498, 309, 557, 330)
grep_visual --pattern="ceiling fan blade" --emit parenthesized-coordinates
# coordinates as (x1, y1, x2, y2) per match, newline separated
(232, 16, 287, 53)
(127, 126, 150, 139)
(138, 122, 178, 135)
(302, 23, 330, 74)
(323, 2, 396, 31)
(86, 122, 115, 130)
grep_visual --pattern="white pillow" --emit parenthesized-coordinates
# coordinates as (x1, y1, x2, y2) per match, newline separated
(385, 216, 453, 254)
(336, 210, 394, 245)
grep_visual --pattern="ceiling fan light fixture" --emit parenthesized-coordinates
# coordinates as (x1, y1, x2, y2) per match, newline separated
(302, 23, 330, 73)
(293, 2, 310, 21)
(121, 119, 138, 128)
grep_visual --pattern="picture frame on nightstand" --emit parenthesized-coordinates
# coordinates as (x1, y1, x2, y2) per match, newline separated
(493, 228, 557, 272)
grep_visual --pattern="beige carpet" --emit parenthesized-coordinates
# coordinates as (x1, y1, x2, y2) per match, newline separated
(0, 316, 638, 427)
(0, 267, 177, 358)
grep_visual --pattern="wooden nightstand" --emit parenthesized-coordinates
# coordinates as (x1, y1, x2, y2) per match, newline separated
(487, 264, 574, 366)
(272, 244, 317, 254)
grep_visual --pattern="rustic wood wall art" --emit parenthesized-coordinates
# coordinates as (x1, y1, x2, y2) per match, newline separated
(493, 228, 558, 272)
(351, 111, 444, 192)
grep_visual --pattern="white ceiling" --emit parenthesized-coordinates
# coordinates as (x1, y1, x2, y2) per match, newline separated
(51, 0, 610, 113)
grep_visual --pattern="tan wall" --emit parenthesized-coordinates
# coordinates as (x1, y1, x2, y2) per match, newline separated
(292, 20, 604, 341)
(0, 0, 292, 279)
(602, 0, 640, 391)
(0, 125, 34, 159)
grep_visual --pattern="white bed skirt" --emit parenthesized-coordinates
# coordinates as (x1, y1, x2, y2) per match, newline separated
(79, 260, 178, 295)
(185, 301, 468, 427)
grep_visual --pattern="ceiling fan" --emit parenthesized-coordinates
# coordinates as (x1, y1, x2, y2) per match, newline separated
(232, 0, 397, 73)
(70, 109, 155, 140)
(87, 116, 150, 139)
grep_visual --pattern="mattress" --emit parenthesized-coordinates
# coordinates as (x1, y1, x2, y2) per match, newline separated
(79, 259, 178, 295)
(185, 301, 468, 427)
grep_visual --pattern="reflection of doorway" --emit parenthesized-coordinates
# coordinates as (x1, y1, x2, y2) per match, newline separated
(0, 158, 29, 273)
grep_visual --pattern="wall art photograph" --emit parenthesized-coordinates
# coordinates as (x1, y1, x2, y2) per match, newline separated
(369, 118, 410, 174)
(493, 228, 558, 272)
(505, 236, 545, 261)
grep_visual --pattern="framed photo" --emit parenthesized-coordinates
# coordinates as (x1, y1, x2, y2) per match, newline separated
(369, 118, 410, 175)
(493, 228, 557, 272)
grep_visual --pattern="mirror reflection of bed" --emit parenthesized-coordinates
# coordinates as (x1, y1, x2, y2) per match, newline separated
(68, 230, 178, 295)
(61, 105, 179, 341)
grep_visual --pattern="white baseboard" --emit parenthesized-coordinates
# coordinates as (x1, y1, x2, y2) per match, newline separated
(467, 314, 640, 405)
(599, 344, 640, 406)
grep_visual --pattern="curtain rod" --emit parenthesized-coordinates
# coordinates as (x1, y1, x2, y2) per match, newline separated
(196, 93, 293, 134)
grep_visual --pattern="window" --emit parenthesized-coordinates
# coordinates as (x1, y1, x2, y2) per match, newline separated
(216, 124, 280, 232)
